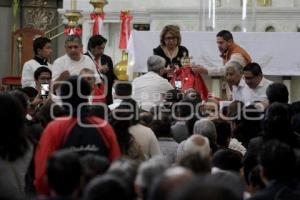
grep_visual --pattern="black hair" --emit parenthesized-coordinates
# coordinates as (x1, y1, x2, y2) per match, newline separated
(84, 174, 130, 200)
(87, 34, 107, 51)
(46, 150, 82, 196)
(151, 114, 172, 138)
(33, 66, 52, 81)
(114, 81, 132, 97)
(266, 82, 289, 104)
(216, 30, 233, 41)
(20, 87, 38, 99)
(243, 62, 262, 76)
(259, 139, 296, 181)
(9, 90, 29, 113)
(60, 75, 91, 111)
(212, 149, 243, 173)
(33, 36, 51, 55)
(213, 119, 231, 148)
(0, 93, 29, 161)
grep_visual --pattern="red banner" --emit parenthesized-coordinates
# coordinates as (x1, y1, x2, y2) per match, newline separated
(90, 12, 105, 36)
(119, 11, 133, 49)
(64, 27, 82, 36)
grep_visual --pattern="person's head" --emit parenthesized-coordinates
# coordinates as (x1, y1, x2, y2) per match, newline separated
(87, 34, 107, 58)
(80, 154, 110, 186)
(114, 81, 132, 99)
(266, 82, 289, 104)
(147, 55, 166, 75)
(46, 150, 82, 197)
(59, 75, 91, 111)
(20, 87, 38, 102)
(213, 119, 232, 148)
(33, 36, 52, 59)
(243, 62, 263, 89)
(84, 174, 130, 200)
(212, 149, 242, 173)
(177, 135, 211, 161)
(0, 93, 28, 162)
(178, 152, 211, 175)
(225, 61, 243, 86)
(259, 140, 296, 182)
(139, 111, 154, 127)
(135, 156, 170, 200)
(65, 35, 83, 61)
(193, 119, 217, 145)
(160, 25, 181, 49)
(216, 30, 234, 54)
(80, 68, 96, 88)
(148, 166, 194, 200)
(151, 114, 172, 138)
(34, 66, 52, 87)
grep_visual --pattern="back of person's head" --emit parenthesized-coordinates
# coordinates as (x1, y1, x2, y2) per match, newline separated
(87, 34, 107, 51)
(135, 156, 170, 199)
(266, 82, 289, 104)
(177, 135, 211, 161)
(149, 166, 194, 200)
(247, 165, 265, 193)
(170, 174, 242, 200)
(0, 93, 28, 162)
(65, 34, 82, 46)
(193, 119, 217, 145)
(178, 152, 211, 175)
(259, 139, 296, 182)
(151, 114, 172, 138)
(226, 100, 244, 121)
(9, 90, 29, 114)
(174, 100, 193, 119)
(34, 66, 52, 81)
(114, 81, 132, 98)
(164, 89, 182, 103)
(291, 101, 300, 116)
(80, 154, 110, 186)
(243, 62, 262, 76)
(139, 111, 154, 127)
(60, 75, 91, 110)
(263, 102, 292, 142)
(216, 30, 233, 41)
(84, 174, 130, 200)
(20, 87, 38, 100)
(212, 149, 242, 173)
(213, 119, 231, 148)
(33, 36, 51, 55)
(147, 55, 166, 73)
(46, 150, 82, 196)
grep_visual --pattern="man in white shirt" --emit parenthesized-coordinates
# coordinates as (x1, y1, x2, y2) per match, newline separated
(51, 35, 98, 86)
(132, 55, 174, 111)
(21, 37, 52, 88)
(225, 61, 248, 102)
(242, 62, 272, 106)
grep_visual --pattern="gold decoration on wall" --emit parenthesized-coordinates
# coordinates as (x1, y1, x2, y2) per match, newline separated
(257, 0, 272, 7)
(25, 0, 55, 31)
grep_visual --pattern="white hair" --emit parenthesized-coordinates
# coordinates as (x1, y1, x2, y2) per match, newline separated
(193, 119, 217, 144)
(147, 55, 166, 73)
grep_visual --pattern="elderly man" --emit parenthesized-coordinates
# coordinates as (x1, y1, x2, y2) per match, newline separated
(132, 55, 174, 111)
(51, 35, 98, 84)
(225, 61, 248, 102)
(243, 62, 272, 106)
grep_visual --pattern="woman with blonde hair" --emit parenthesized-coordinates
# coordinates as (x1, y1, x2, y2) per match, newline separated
(153, 25, 189, 78)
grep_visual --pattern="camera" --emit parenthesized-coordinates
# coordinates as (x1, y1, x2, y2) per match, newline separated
(40, 83, 49, 97)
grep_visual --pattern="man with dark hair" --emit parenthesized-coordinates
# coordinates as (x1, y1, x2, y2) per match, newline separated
(34, 66, 52, 90)
(249, 140, 300, 200)
(85, 34, 116, 105)
(46, 150, 82, 199)
(193, 30, 251, 75)
(243, 62, 272, 105)
(21, 36, 52, 88)
(266, 82, 289, 104)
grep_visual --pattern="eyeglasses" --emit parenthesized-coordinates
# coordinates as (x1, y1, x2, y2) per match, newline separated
(164, 36, 177, 41)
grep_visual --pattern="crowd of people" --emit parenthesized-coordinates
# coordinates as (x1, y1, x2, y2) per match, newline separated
(0, 25, 300, 200)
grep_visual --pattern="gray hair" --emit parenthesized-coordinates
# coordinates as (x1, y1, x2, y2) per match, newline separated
(147, 55, 166, 73)
(65, 35, 82, 46)
(193, 119, 217, 143)
(135, 156, 170, 188)
(225, 61, 243, 74)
